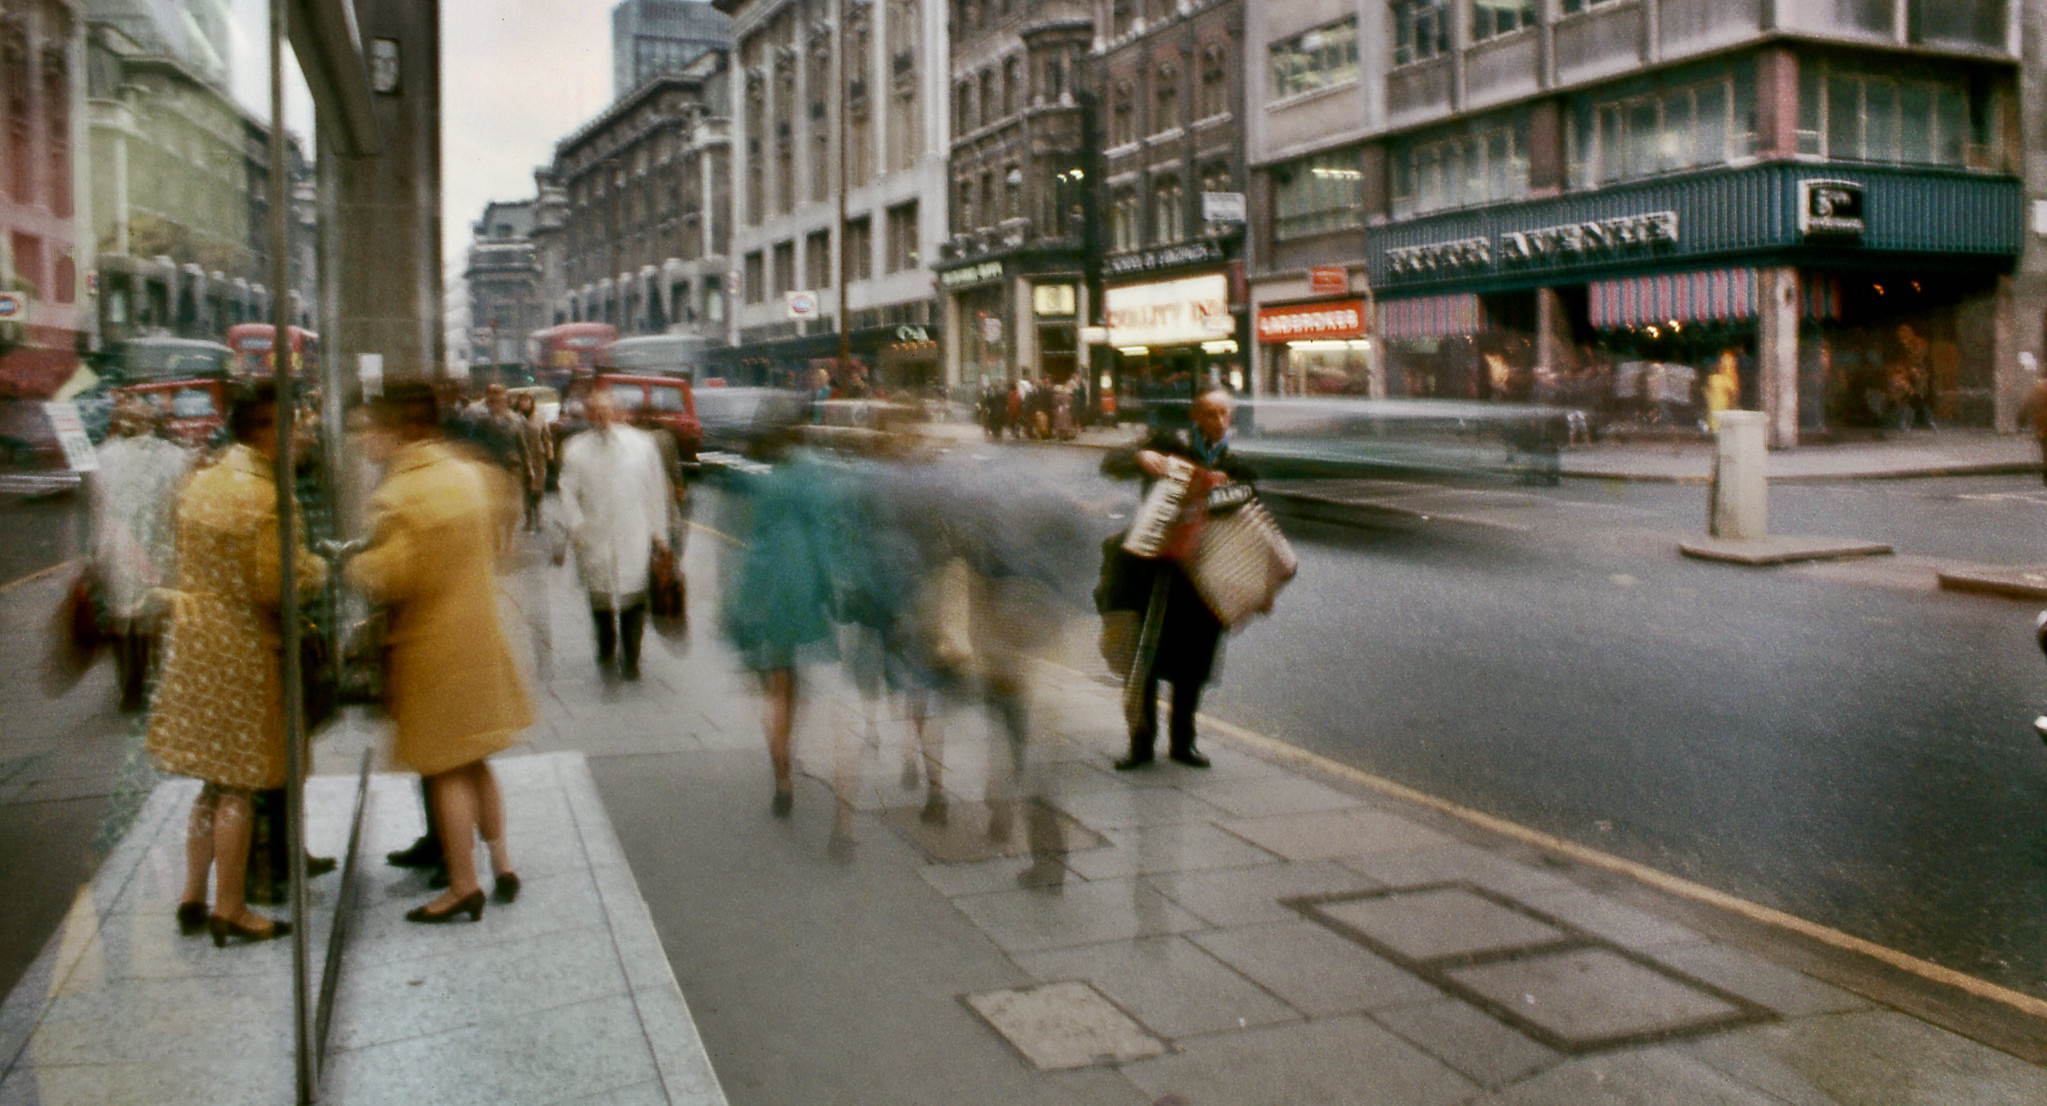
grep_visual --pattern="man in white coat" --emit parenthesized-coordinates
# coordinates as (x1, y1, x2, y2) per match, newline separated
(555, 389, 670, 679)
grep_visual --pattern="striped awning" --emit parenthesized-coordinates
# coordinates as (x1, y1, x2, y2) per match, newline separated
(1801, 273, 1842, 320)
(1589, 269, 1756, 329)
(1380, 293, 1482, 340)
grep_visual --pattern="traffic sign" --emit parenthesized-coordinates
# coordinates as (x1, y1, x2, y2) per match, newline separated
(785, 290, 819, 319)
(44, 401, 99, 473)
(0, 292, 24, 320)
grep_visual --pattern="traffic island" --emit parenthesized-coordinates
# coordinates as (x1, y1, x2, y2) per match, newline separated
(1935, 565, 2047, 600)
(1682, 412, 1893, 567)
(1680, 536, 1895, 566)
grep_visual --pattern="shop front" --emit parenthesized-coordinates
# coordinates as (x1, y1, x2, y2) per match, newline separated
(1367, 164, 2023, 445)
(1105, 268, 1241, 420)
(724, 317, 944, 397)
(1255, 297, 1373, 397)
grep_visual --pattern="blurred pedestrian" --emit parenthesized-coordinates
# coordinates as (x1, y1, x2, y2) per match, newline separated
(1100, 386, 1256, 770)
(348, 382, 535, 923)
(145, 378, 327, 945)
(2024, 373, 2047, 486)
(91, 396, 195, 711)
(719, 428, 840, 816)
(555, 389, 670, 680)
(1704, 349, 1741, 433)
(512, 392, 550, 531)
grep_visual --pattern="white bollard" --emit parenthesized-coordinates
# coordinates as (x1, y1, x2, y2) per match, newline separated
(1710, 410, 1768, 540)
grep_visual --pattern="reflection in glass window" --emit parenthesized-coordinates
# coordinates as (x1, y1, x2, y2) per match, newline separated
(1807, 67, 1981, 167)
(1391, 3, 1447, 68)
(1271, 17, 1360, 97)
(171, 388, 217, 419)
(1471, 0, 1537, 42)
(1392, 123, 1526, 217)
(1274, 150, 1365, 240)
(1912, 0, 2007, 48)
(1573, 75, 1754, 187)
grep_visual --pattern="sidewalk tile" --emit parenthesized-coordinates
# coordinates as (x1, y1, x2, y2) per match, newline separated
(963, 979, 1166, 1071)
(346, 866, 607, 955)
(881, 800, 1107, 864)
(918, 855, 1082, 897)
(1051, 787, 1231, 831)
(1337, 841, 1577, 899)
(1061, 823, 1280, 881)
(328, 924, 629, 1052)
(561, 1080, 669, 1106)
(1118, 1014, 1477, 1106)
(1647, 943, 1871, 1019)
(322, 992, 660, 1106)
(948, 878, 1205, 953)
(630, 984, 729, 1104)
(1143, 860, 1381, 927)
(1445, 948, 1745, 1048)
(1681, 1010, 2047, 1106)
(25, 973, 289, 1066)
(1373, 999, 1563, 1088)
(1465, 1047, 1783, 1105)
(1015, 935, 1299, 1039)
(1173, 775, 1374, 818)
(1189, 921, 1441, 1016)
(1314, 887, 1570, 962)
(1520, 888, 1708, 951)
(0, 1050, 293, 1106)
(1220, 809, 1457, 861)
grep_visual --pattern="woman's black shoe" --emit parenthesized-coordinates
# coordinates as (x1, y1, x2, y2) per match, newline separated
(493, 873, 521, 904)
(405, 889, 485, 924)
(209, 913, 290, 948)
(386, 835, 443, 869)
(176, 901, 208, 936)
(305, 854, 338, 878)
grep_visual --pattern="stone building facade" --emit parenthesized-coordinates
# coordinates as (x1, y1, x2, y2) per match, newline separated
(463, 200, 543, 371)
(0, 0, 88, 397)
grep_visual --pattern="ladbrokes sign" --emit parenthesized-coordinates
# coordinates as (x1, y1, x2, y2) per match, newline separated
(1384, 210, 1680, 277)
(1255, 299, 1367, 344)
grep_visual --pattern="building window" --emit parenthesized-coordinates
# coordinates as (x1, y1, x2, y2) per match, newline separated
(806, 229, 832, 289)
(1391, 3, 1448, 68)
(846, 216, 874, 280)
(1004, 56, 1021, 117)
(1109, 187, 1140, 252)
(1110, 81, 1136, 145)
(1272, 18, 1360, 99)
(1273, 151, 1365, 239)
(44, 53, 69, 218)
(1153, 175, 1183, 243)
(849, 109, 872, 182)
(1004, 163, 1021, 219)
(1799, 66, 1979, 168)
(3, 25, 29, 201)
(1153, 64, 1180, 133)
(1560, 0, 1625, 11)
(772, 240, 795, 296)
(744, 251, 765, 303)
(1198, 46, 1229, 119)
(957, 81, 973, 136)
(1573, 75, 1753, 188)
(1111, 0, 1135, 38)
(812, 129, 831, 203)
(957, 177, 975, 231)
(1394, 123, 1526, 216)
(1471, 0, 1537, 42)
(886, 201, 920, 271)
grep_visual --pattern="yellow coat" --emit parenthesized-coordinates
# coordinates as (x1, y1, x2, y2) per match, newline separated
(348, 441, 533, 776)
(147, 445, 327, 790)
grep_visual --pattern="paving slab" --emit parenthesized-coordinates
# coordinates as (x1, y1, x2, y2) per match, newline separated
(961, 980, 1165, 1071)
(1337, 841, 1578, 899)
(1049, 787, 1233, 831)
(1171, 774, 1374, 818)
(1142, 860, 1381, 928)
(1467, 1046, 1787, 1105)
(1373, 998, 1564, 1089)
(1680, 1009, 2047, 1106)
(1309, 887, 1572, 963)
(879, 799, 1107, 864)
(1219, 808, 1458, 861)
(1060, 822, 1280, 881)
(1678, 535, 1893, 565)
(1646, 943, 1871, 1019)
(1519, 888, 1708, 952)
(916, 854, 1083, 897)
(947, 878, 1207, 954)
(1016, 935, 1299, 1040)
(1189, 920, 1442, 1016)
(1445, 947, 1757, 1051)
(1117, 1014, 1478, 1106)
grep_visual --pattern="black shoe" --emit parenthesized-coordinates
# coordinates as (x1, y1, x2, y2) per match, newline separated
(176, 901, 208, 936)
(493, 873, 521, 904)
(620, 661, 641, 681)
(405, 889, 485, 924)
(386, 836, 443, 870)
(245, 880, 285, 906)
(771, 790, 794, 818)
(428, 866, 450, 890)
(305, 854, 337, 879)
(1113, 750, 1155, 771)
(209, 913, 290, 947)
(1168, 748, 1211, 769)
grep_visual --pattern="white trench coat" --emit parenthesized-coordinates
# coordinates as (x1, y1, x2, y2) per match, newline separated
(555, 424, 669, 609)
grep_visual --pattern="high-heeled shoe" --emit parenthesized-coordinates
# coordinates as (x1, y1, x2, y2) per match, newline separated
(209, 913, 290, 948)
(404, 889, 485, 924)
(176, 901, 207, 936)
(493, 873, 521, 905)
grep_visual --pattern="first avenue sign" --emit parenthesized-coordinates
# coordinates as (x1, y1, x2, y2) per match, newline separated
(1385, 210, 1680, 277)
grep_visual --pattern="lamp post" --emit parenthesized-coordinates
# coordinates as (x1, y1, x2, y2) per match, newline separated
(835, 0, 850, 383)
(1075, 88, 1106, 423)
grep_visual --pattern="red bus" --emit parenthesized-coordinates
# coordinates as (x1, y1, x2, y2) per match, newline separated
(529, 323, 617, 388)
(225, 323, 320, 378)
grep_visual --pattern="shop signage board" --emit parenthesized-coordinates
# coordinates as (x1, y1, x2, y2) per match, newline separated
(1104, 240, 1225, 278)
(1798, 179, 1865, 238)
(1105, 273, 1230, 347)
(1385, 211, 1679, 277)
(1202, 192, 1246, 224)
(1255, 299, 1368, 344)
(1032, 283, 1077, 316)
(939, 260, 1003, 289)
(1309, 266, 1348, 295)
(44, 402, 98, 473)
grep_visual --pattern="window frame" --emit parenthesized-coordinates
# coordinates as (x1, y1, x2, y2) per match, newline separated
(1271, 16, 1362, 100)
(1391, 2, 1448, 69)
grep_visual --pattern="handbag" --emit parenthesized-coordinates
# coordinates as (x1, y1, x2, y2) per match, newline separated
(296, 618, 340, 733)
(649, 546, 688, 638)
(41, 571, 107, 696)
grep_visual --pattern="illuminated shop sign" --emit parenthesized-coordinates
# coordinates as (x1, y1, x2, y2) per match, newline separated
(1255, 299, 1367, 344)
(1103, 240, 1226, 277)
(1105, 273, 1231, 347)
(1384, 210, 1680, 276)
(939, 260, 1003, 289)
(1798, 179, 1865, 238)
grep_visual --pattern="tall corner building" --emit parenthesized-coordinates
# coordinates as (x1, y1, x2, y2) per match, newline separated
(614, 0, 736, 100)
(1242, 0, 2035, 445)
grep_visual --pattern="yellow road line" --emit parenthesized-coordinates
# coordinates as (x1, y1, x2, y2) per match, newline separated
(686, 520, 740, 546)
(0, 558, 74, 595)
(1039, 656, 2047, 1022)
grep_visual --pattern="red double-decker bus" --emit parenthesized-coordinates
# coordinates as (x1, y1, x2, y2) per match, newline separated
(225, 323, 320, 378)
(528, 323, 617, 389)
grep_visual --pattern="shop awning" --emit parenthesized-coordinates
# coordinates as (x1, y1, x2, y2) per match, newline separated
(1589, 269, 1755, 329)
(1380, 293, 1481, 340)
(1802, 273, 1842, 320)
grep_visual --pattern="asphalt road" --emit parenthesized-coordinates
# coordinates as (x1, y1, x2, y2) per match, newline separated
(923, 442, 2047, 998)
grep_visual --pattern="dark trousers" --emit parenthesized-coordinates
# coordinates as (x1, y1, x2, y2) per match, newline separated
(592, 602, 647, 667)
(1132, 672, 1204, 756)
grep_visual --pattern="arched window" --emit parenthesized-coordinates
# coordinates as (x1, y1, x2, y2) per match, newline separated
(1110, 80, 1135, 145)
(1153, 64, 1180, 133)
(1198, 45, 1228, 119)
(1153, 175, 1182, 243)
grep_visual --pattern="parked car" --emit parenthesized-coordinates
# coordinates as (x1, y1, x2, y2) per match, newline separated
(596, 373, 701, 460)
(114, 378, 230, 448)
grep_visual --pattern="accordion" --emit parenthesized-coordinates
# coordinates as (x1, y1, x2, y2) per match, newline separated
(1187, 498, 1297, 630)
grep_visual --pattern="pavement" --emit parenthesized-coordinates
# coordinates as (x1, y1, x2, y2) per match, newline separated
(5, 482, 2047, 1103)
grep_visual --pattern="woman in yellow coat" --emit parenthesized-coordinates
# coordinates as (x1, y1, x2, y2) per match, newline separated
(147, 380, 327, 945)
(348, 382, 534, 923)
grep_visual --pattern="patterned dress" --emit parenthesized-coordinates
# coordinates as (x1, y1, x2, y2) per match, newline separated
(146, 445, 327, 791)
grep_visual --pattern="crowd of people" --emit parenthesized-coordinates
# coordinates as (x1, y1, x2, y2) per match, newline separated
(77, 370, 1272, 936)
